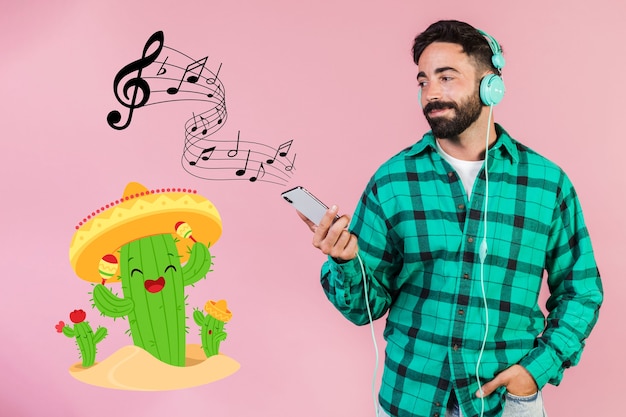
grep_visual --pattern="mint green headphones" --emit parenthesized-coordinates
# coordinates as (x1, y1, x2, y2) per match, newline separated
(477, 29, 505, 106)
(418, 29, 506, 107)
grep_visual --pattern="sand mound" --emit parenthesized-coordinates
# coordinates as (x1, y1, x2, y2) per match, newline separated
(68, 344, 239, 390)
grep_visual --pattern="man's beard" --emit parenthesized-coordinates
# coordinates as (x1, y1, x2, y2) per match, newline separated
(423, 92, 483, 140)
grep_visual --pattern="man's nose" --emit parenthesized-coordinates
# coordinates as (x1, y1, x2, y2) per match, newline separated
(424, 82, 442, 102)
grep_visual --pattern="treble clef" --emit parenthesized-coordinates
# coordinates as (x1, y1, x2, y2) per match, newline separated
(107, 31, 164, 130)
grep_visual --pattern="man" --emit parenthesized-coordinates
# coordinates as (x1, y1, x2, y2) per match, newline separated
(298, 20, 603, 417)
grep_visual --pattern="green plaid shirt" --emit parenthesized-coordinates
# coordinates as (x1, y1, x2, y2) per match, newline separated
(320, 125, 602, 417)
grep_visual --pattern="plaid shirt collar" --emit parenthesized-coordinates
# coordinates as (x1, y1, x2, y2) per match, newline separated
(405, 123, 520, 164)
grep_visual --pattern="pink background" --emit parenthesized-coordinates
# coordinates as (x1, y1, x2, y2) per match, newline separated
(1, 0, 623, 415)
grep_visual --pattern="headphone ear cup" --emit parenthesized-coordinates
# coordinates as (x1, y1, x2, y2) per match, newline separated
(480, 74, 505, 106)
(491, 52, 506, 71)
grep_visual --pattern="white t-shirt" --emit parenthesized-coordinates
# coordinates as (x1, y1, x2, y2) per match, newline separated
(436, 140, 484, 200)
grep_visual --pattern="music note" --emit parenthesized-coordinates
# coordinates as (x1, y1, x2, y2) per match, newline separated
(157, 56, 169, 75)
(228, 131, 240, 157)
(207, 84, 223, 98)
(189, 146, 215, 166)
(215, 104, 225, 125)
(199, 115, 209, 135)
(250, 162, 265, 182)
(236, 150, 251, 177)
(285, 154, 296, 171)
(190, 112, 199, 132)
(266, 140, 293, 164)
(107, 31, 164, 130)
(206, 63, 222, 84)
(166, 56, 208, 95)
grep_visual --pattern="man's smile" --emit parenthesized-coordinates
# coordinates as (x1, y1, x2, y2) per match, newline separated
(428, 107, 453, 117)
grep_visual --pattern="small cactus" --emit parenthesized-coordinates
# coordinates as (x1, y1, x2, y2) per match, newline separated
(56, 309, 107, 368)
(193, 300, 232, 357)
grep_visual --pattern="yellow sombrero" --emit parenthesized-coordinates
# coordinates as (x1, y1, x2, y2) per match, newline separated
(205, 300, 233, 322)
(69, 182, 222, 284)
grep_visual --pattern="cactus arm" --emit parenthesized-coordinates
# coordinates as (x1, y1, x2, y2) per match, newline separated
(93, 283, 134, 317)
(182, 242, 212, 286)
(93, 326, 108, 344)
(193, 309, 205, 327)
(62, 326, 75, 338)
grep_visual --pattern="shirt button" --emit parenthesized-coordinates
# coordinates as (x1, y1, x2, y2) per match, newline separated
(453, 344, 460, 351)
(458, 204, 465, 210)
(435, 402, 441, 407)
(467, 237, 474, 243)
(463, 273, 470, 279)
(448, 172, 454, 177)
(434, 413, 440, 417)
(459, 309, 464, 315)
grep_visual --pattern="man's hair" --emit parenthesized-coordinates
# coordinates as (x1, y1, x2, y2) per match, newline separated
(412, 20, 500, 74)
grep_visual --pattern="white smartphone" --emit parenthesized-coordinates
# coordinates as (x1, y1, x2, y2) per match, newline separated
(281, 186, 336, 225)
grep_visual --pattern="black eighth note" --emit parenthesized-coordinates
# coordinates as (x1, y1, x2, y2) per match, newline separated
(167, 57, 208, 95)
(266, 140, 293, 164)
(189, 146, 215, 166)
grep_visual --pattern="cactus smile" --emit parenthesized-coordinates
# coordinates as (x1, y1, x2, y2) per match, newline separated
(145, 277, 166, 293)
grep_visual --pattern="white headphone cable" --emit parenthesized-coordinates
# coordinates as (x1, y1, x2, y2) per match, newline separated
(356, 251, 381, 417)
(476, 104, 494, 417)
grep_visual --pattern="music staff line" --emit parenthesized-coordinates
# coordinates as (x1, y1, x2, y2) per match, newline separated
(182, 106, 227, 139)
(130, 49, 225, 109)
(181, 145, 295, 185)
(135, 76, 225, 105)
(184, 139, 296, 173)
(156, 50, 223, 94)
(136, 93, 225, 108)
(153, 53, 223, 87)
(141, 72, 225, 95)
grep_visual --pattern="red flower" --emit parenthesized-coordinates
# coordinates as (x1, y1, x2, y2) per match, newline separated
(69, 309, 86, 323)
(55, 321, 65, 333)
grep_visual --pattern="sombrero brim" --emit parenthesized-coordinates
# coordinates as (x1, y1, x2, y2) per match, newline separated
(69, 187, 222, 284)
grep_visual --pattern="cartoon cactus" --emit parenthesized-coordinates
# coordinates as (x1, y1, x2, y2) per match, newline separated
(193, 299, 232, 357)
(56, 309, 108, 368)
(92, 234, 212, 366)
(69, 183, 222, 367)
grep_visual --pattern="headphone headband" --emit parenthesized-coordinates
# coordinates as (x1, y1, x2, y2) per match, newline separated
(477, 29, 505, 71)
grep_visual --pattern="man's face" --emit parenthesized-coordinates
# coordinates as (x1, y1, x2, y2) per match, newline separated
(417, 42, 484, 140)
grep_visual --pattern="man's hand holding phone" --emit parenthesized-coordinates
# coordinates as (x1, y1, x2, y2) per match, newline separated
(282, 186, 358, 262)
(299, 205, 358, 262)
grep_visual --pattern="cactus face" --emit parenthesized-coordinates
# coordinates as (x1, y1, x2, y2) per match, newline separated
(93, 234, 212, 366)
(120, 234, 187, 366)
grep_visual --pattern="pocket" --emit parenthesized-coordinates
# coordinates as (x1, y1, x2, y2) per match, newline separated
(503, 391, 546, 417)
